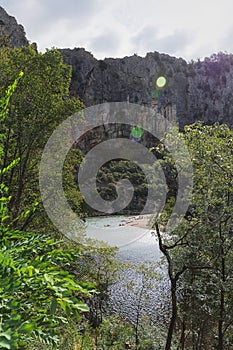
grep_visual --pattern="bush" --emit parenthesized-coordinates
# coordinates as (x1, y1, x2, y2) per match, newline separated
(0, 77, 95, 349)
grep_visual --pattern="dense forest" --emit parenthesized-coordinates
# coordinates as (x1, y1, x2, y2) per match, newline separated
(0, 44, 233, 350)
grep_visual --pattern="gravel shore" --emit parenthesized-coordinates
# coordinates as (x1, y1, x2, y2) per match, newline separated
(120, 214, 153, 229)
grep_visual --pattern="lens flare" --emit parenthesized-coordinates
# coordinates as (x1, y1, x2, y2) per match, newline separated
(131, 125, 144, 139)
(156, 76, 166, 88)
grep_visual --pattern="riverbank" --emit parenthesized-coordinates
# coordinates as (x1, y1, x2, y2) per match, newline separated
(119, 214, 153, 229)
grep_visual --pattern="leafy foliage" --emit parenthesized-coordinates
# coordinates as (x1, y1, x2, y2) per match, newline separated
(0, 46, 84, 231)
(0, 79, 94, 349)
(63, 148, 88, 217)
(155, 123, 233, 349)
(95, 160, 148, 215)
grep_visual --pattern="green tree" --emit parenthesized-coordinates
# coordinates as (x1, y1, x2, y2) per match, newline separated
(0, 45, 84, 231)
(155, 123, 233, 349)
(181, 123, 233, 350)
(63, 148, 87, 217)
(0, 80, 94, 349)
(74, 244, 120, 328)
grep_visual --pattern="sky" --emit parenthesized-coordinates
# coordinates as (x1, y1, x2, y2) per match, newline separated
(1, 0, 233, 62)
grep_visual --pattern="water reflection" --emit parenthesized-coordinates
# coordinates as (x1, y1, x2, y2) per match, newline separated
(86, 215, 169, 323)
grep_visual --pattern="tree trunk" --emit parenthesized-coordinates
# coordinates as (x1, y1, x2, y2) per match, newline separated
(217, 281, 225, 350)
(217, 226, 226, 350)
(165, 281, 177, 350)
(179, 318, 186, 350)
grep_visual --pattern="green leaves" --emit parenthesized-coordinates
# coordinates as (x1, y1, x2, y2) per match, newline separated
(50, 298, 57, 315)
(18, 322, 35, 334)
(160, 122, 233, 348)
(0, 230, 95, 348)
(0, 46, 84, 230)
(0, 81, 94, 348)
(152, 122, 233, 348)
(0, 71, 23, 122)
(0, 340, 11, 350)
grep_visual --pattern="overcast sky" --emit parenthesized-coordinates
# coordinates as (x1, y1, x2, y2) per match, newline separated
(1, 0, 233, 61)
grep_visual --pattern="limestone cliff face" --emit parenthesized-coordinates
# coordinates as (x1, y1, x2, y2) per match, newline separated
(1, 6, 233, 129)
(185, 55, 233, 128)
(60, 49, 233, 129)
(0, 6, 29, 48)
(61, 48, 179, 124)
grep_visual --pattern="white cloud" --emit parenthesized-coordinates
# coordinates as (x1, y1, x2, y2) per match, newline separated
(1, 0, 233, 61)
(89, 31, 121, 56)
(131, 26, 192, 56)
(221, 26, 233, 54)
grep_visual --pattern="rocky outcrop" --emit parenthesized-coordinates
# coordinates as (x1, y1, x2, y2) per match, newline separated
(185, 55, 233, 127)
(61, 48, 178, 123)
(60, 49, 233, 129)
(0, 6, 29, 48)
(1, 6, 233, 130)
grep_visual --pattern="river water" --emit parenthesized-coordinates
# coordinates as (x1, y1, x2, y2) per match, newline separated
(86, 216, 170, 323)
(86, 215, 161, 260)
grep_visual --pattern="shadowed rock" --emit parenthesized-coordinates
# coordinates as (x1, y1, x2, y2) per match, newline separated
(0, 6, 29, 48)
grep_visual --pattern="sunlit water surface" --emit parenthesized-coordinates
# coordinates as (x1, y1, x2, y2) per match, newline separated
(86, 216, 170, 323)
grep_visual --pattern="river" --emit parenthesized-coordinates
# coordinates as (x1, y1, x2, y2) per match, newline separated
(86, 216, 170, 323)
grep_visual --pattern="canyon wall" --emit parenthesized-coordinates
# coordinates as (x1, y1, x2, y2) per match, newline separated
(1, 5, 233, 131)
(60, 48, 233, 129)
